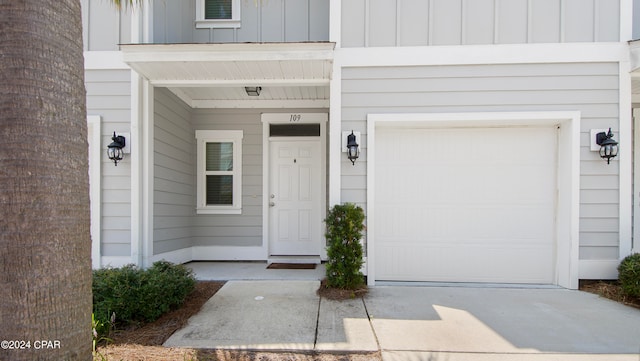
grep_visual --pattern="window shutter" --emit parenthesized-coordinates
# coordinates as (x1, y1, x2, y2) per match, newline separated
(205, 0, 233, 19)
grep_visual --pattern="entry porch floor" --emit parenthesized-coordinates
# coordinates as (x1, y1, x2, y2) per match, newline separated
(185, 261, 327, 281)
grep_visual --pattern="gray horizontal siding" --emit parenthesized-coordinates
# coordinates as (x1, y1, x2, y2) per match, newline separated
(190, 109, 264, 248)
(81, 0, 131, 51)
(154, 88, 195, 255)
(341, 62, 620, 261)
(153, 0, 329, 44)
(85, 69, 132, 257)
(342, 0, 620, 48)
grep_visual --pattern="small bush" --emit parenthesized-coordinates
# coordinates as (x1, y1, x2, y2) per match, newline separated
(325, 203, 366, 290)
(92, 261, 196, 325)
(618, 253, 640, 297)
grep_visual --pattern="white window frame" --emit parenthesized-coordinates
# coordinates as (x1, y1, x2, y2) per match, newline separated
(196, 130, 243, 214)
(195, 0, 241, 29)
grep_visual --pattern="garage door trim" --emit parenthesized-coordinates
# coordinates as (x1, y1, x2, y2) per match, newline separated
(366, 111, 580, 289)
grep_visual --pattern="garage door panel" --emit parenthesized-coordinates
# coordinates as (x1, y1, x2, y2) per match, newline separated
(377, 241, 555, 283)
(375, 126, 557, 284)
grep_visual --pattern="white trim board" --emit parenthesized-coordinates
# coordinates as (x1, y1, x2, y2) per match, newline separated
(366, 111, 581, 289)
(87, 115, 102, 269)
(337, 43, 628, 68)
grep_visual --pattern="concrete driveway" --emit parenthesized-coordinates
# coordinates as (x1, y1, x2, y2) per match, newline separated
(165, 281, 640, 360)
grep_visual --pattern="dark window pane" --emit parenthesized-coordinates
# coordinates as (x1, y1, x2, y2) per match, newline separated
(269, 124, 321, 137)
(206, 175, 233, 205)
(205, 0, 232, 19)
(206, 142, 233, 171)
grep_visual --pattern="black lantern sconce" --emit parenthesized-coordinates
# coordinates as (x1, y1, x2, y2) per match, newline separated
(346, 130, 360, 165)
(595, 128, 618, 164)
(107, 131, 126, 166)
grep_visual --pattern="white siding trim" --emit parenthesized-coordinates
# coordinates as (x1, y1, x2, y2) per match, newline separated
(634, 108, 640, 255)
(337, 43, 627, 68)
(367, 111, 581, 289)
(190, 99, 329, 109)
(88, 115, 102, 269)
(142, 80, 155, 267)
(131, 74, 142, 267)
(620, 59, 633, 260)
(329, 59, 342, 207)
(84, 51, 128, 70)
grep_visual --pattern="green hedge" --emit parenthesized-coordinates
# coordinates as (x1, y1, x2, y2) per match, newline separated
(93, 260, 196, 325)
(324, 203, 366, 290)
(618, 253, 640, 298)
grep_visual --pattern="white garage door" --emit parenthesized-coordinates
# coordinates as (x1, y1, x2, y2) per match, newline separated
(374, 127, 557, 284)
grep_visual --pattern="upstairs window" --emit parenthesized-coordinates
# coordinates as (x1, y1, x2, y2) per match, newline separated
(196, 0, 241, 28)
(196, 130, 243, 214)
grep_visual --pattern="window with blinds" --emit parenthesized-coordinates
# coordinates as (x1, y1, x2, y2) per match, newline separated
(205, 0, 232, 20)
(196, 0, 241, 28)
(196, 130, 243, 214)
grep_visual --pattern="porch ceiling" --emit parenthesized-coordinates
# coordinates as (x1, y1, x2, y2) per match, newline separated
(121, 42, 335, 108)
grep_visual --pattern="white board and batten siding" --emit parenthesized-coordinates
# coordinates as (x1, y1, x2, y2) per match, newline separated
(153, 0, 329, 44)
(85, 69, 132, 267)
(341, 62, 621, 284)
(80, 0, 132, 51)
(342, 0, 620, 47)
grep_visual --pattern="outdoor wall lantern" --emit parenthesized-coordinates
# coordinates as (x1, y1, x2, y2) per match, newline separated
(346, 130, 360, 165)
(595, 128, 618, 164)
(107, 131, 126, 166)
(245, 86, 261, 96)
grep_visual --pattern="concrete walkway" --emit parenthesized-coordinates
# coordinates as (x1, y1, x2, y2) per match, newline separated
(165, 280, 640, 360)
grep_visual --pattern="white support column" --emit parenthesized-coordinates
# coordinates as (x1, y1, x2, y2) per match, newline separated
(329, 0, 342, 207)
(130, 72, 143, 267)
(329, 59, 342, 207)
(141, 79, 154, 268)
(620, 59, 633, 260)
(633, 108, 640, 255)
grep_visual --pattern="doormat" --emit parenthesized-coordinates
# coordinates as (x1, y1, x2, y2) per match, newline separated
(267, 263, 316, 270)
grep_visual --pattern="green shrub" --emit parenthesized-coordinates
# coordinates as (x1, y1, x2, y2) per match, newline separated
(618, 253, 640, 297)
(92, 261, 196, 325)
(325, 203, 366, 290)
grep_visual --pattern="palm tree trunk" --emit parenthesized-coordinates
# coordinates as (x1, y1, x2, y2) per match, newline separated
(0, 1, 92, 360)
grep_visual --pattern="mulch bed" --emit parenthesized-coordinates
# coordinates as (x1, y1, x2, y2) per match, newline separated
(316, 279, 368, 300)
(579, 280, 640, 309)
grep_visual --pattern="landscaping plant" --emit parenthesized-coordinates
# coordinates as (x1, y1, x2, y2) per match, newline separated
(324, 203, 366, 289)
(92, 261, 196, 326)
(618, 253, 640, 298)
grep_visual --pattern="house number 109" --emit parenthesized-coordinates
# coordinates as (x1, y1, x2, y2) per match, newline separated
(289, 114, 301, 122)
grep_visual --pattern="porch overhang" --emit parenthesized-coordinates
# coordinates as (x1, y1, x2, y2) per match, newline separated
(121, 42, 335, 108)
(631, 40, 640, 104)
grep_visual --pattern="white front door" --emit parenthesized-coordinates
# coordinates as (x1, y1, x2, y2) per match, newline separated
(269, 140, 322, 256)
